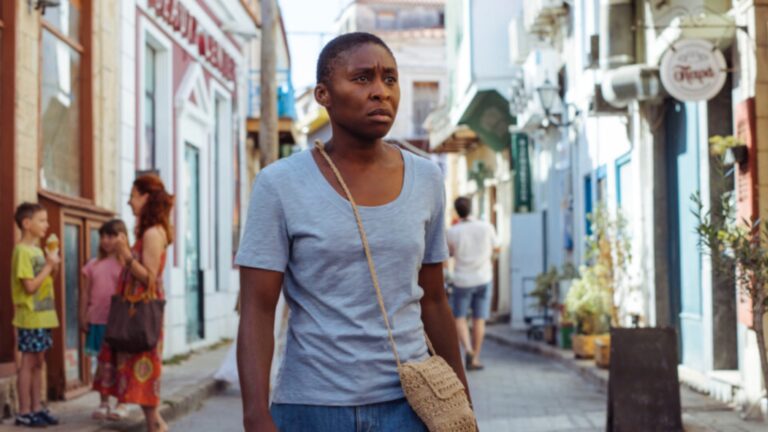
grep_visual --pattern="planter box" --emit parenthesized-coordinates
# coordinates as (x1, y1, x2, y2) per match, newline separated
(573, 334, 597, 359)
(594, 335, 611, 368)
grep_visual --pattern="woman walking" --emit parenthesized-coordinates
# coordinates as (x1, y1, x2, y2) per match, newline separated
(236, 32, 470, 432)
(93, 174, 173, 432)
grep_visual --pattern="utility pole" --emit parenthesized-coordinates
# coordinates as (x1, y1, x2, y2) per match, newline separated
(260, 0, 278, 167)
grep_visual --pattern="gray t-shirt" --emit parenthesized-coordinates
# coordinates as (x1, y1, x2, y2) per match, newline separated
(235, 148, 449, 406)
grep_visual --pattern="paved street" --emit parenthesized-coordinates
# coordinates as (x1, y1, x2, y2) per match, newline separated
(170, 339, 607, 431)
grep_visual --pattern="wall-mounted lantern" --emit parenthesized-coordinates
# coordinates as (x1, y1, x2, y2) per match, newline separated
(536, 79, 579, 128)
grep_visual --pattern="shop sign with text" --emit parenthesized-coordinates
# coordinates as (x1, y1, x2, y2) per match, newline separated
(148, 0, 236, 82)
(512, 133, 532, 213)
(660, 39, 727, 102)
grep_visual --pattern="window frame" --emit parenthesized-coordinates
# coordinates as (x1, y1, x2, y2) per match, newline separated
(38, 1, 93, 199)
(138, 18, 173, 178)
(0, 0, 17, 371)
(412, 81, 440, 138)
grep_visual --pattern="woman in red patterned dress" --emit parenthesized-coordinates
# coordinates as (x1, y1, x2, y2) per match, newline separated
(93, 174, 173, 432)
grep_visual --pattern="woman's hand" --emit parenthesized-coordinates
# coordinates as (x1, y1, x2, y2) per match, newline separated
(244, 417, 278, 432)
(115, 233, 132, 261)
(79, 316, 89, 334)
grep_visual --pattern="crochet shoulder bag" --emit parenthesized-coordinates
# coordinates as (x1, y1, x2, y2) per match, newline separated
(315, 142, 478, 432)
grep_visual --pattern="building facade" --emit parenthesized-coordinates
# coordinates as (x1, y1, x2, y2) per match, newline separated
(1, 0, 123, 403)
(427, 0, 519, 318)
(117, 0, 258, 358)
(509, 0, 768, 416)
(337, 0, 448, 151)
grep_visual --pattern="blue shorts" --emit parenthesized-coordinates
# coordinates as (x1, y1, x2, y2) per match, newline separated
(271, 398, 427, 432)
(85, 324, 107, 356)
(450, 283, 492, 320)
(17, 328, 53, 353)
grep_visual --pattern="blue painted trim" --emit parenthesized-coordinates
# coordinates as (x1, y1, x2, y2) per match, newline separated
(615, 153, 631, 207)
(596, 164, 608, 180)
(584, 174, 593, 236)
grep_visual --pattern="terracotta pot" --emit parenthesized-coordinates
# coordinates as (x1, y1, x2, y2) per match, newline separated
(572, 334, 597, 359)
(594, 334, 611, 368)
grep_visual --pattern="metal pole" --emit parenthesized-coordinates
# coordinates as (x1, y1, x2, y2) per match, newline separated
(260, 0, 278, 167)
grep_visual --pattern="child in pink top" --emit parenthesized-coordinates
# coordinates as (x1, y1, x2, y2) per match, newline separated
(80, 219, 128, 421)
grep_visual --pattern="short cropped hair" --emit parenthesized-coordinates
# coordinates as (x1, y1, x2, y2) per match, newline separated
(316, 32, 394, 86)
(14, 202, 45, 230)
(454, 197, 472, 219)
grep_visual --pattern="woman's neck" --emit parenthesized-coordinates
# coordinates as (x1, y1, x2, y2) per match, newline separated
(325, 127, 386, 165)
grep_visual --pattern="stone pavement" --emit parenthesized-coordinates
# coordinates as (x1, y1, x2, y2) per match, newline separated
(0, 343, 229, 432)
(468, 339, 606, 431)
(170, 340, 608, 432)
(485, 325, 768, 432)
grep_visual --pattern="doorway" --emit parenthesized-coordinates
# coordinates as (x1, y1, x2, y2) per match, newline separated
(184, 143, 204, 342)
(665, 101, 704, 371)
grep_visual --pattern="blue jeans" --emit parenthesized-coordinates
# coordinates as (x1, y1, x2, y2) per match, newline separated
(271, 398, 427, 432)
(450, 283, 492, 320)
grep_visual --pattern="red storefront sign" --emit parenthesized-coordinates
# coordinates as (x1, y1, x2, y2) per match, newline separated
(148, 0, 236, 82)
(735, 98, 757, 327)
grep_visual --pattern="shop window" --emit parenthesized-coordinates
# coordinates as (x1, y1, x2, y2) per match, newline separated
(40, 0, 85, 197)
(42, 0, 82, 41)
(142, 44, 158, 170)
(413, 82, 439, 137)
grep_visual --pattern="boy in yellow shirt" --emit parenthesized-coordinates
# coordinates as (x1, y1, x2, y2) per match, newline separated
(12, 203, 61, 428)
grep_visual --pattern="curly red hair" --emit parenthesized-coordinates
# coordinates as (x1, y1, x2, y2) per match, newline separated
(133, 174, 175, 245)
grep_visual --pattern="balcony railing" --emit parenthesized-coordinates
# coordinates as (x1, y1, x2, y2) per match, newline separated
(248, 68, 297, 119)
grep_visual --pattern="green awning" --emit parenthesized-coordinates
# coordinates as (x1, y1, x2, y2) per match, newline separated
(458, 90, 514, 152)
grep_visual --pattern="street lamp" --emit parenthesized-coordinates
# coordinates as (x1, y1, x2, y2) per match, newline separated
(536, 79, 578, 128)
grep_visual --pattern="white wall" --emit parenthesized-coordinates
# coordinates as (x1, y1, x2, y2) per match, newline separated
(120, 1, 247, 358)
(385, 35, 447, 140)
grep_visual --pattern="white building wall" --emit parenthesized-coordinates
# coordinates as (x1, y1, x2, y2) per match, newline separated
(385, 36, 447, 140)
(119, 0, 248, 358)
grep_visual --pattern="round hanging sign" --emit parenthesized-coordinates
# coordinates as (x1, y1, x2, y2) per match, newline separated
(660, 39, 727, 102)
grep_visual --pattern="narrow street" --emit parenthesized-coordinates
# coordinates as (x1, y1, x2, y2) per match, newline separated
(170, 340, 607, 431)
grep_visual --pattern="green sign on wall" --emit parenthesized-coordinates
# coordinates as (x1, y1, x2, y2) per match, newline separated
(512, 133, 532, 213)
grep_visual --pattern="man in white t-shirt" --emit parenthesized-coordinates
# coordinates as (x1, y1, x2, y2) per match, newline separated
(447, 196, 500, 371)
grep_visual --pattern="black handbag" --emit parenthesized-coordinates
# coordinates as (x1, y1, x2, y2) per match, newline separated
(104, 268, 165, 353)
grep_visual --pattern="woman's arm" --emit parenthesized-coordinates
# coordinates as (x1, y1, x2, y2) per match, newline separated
(119, 228, 165, 290)
(238, 267, 283, 432)
(419, 262, 471, 402)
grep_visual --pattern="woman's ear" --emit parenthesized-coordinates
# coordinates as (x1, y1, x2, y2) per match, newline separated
(315, 84, 331, 108)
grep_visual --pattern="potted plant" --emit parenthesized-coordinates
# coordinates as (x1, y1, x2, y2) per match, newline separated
(694, 135, 768, 416)
(565, 206, 633, 362)
(710, 135, 747, 166)
(557, 263, 579, 349)
(532, 267, 559, 344)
